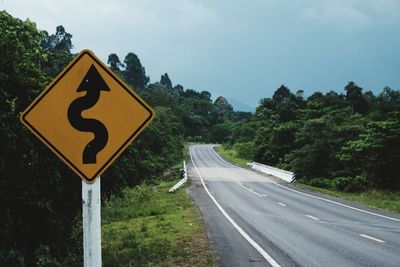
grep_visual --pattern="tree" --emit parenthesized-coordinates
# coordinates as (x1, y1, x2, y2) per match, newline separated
(160, 73, 172, 88)
(338, 113, 400, 190)
(40, 25, 74, 77)
(41, 25, 72, 51)
(344, 81, 369, 114)
(107, 53, 123, 73)
(123, 52, 149, 90)
(213, 96, 233, 122)
(200, 91, 212, 102)
(272, 84, 292, 104)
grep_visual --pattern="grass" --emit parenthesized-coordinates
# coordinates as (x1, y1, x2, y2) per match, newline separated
(296, 183, 400, 214)
(214, 144, 400, 215)
(213, 145, 250, 168)
(102, 179, 215, 267)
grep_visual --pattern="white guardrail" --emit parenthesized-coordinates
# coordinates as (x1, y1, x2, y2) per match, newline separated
(247, 162, 295, 183)
(169, 161, 188, 192)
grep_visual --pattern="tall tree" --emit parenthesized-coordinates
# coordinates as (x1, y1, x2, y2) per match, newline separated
(40, 25, 74, 77)
(107, 53, 123, 73)
(345, 81, 369, 114)
(160, 73, 172, 88)
(123, 52, 149, 90)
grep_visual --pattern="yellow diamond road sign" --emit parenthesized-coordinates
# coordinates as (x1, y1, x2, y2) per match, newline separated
(20, 49, 155, 183)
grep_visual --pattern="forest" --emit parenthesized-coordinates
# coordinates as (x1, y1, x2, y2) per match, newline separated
(1, 11, 399, 266)
(0, 11, 244, 266)
(227, 83, 400, 192)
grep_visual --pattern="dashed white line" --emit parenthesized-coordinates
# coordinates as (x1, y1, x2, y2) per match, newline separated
(278, 202, 287, 207)
(190, 147, 281, 267)
(234, 180, 265, 197)
(360, 234, 385, 243)
(210, 146, 400, 223)
(305, 215, 320, 221)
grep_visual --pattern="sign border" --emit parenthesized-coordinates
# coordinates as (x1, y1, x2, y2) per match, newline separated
(20, 49, 155, 183)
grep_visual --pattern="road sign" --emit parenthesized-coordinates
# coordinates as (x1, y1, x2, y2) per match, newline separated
(20, 49, 155, 183)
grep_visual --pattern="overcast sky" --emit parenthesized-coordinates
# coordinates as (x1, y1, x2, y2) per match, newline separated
(2, 0, 400, 108)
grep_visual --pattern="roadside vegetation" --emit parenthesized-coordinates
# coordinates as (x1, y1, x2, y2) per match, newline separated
(225, 84, 400, 194)
(2, 9, 400, 266)
(216, 144, 400, 214)
(0, 11, 233, 265)
(213, 145, 249, 168)
(296, 183, 400, 214)
(102, 178, 214, 267)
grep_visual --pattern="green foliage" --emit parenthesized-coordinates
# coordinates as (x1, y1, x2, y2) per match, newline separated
(1, 11, 235, 265)
(297, 183, 400, 214)
(102, 181, 215, 266)
(123, 52, 149, 90)
(232, 142, 254, 159)
(214, 145, 250, 168)
(230, 81, 400, 193)
(0, 11, 82, 266)
(338, 113, 400, 190)
(0, 11, 217, 265)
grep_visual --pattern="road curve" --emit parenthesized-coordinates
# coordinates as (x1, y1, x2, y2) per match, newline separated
(188, 144, 400, 267)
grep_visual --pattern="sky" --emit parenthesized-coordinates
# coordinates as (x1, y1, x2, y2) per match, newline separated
(2, 0, 400, 109)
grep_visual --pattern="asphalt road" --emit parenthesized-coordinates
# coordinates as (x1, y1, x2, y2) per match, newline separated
(188, 144, 400, 267)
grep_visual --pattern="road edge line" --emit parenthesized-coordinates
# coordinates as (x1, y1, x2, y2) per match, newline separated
(210, 145, 400, 223)
(190, 146, 281, 267)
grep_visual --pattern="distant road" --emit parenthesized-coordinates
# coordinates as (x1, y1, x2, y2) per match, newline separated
(188, 144, 400, 267)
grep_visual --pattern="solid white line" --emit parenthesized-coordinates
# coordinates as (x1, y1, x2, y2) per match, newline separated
(278, 202, 286, 207)
(210, 146, 400, 223)
(190, 146, 281, 267)
(359, 234, 385, 243)
(305, 215, 320, 221)
(271, 182, 400, 222)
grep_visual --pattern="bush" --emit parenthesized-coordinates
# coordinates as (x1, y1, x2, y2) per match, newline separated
(302, 178, 333, 189)
(331, 177, 352, 191)
(345, 175, 368, 193)
(233, 142, 253, 159)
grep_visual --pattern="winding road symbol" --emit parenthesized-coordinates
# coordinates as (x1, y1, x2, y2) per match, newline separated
(20, 49, 155, 182)
(67, 64, 109, 164)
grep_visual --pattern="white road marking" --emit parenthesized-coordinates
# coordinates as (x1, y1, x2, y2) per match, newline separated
(233, 180, 265, 197)
(210, 146, 400, 223)
(359, 234, 385, 243)
(190, 147, 281, 267)
(278, 202, 286, 207)
(305, 215, 320, 221)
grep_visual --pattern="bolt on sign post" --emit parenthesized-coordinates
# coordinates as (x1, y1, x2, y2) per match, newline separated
(20, 49, 155, 266)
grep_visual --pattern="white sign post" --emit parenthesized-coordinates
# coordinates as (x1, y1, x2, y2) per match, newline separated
(82, 177, 101, 267)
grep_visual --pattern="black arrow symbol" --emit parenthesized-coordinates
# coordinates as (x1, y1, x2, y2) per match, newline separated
(67, 64, 110, 164)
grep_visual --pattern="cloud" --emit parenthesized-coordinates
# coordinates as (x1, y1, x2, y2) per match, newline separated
(298, 0, 400, 31)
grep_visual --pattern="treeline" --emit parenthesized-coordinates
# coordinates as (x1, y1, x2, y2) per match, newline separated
(0, 11, 239, 266)
(228, 83, 400, 192)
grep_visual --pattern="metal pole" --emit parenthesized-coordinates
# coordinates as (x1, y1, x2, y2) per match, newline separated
(82, 177, 101, 267)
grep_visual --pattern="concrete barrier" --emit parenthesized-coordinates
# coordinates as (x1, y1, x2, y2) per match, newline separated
(248, 162, 295, 183)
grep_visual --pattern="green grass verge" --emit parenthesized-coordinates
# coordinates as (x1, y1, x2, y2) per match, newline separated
(215, 144, 400, 215)
(102, 180, 215, 267)
(213, 145, 250, 168)
(296, 182, 400, 214)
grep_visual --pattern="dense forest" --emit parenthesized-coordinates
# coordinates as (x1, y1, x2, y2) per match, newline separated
(227, 83, 400, 192)
(1, 11, 399, 266)
(0, 11, 244, 266)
